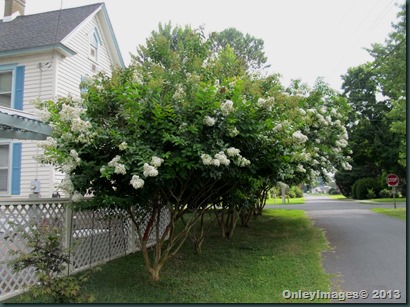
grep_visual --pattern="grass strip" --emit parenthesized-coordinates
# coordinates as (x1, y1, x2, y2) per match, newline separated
(7, 209, 330, 303)
(369, 198, 406, 203)
(266, 197, 304, 205)
(371, 208, 406, 221)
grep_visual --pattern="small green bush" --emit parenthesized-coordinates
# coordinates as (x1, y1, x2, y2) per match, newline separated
(288, 190, 296, 198)
(379, 189, 391, 198)
(351, 181, 358, 199)
(5, 221, 95, 303)
(328, 188, 339, 195)
(367, 188, 376, 199)
(354, 177, 380, 200)
(289, 186, 303, 198)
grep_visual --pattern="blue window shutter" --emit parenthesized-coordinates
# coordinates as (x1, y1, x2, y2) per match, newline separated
(14, 66, 25, 110)
(11, 143, 22, 195)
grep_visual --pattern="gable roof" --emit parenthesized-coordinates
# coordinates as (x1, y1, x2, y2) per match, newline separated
(0, 3, 124, 66)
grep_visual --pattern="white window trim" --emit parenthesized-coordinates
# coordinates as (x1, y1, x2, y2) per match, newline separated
(0, 142, 12, 196)
(88, 27, 102, 64)
(0, 64, 17, 109)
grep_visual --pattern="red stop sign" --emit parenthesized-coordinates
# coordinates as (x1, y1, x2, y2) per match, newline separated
(386, 174, 399, 187)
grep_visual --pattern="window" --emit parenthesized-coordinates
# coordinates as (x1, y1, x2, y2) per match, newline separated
(0, 65, 25, 110)
(0, 70, 12, 107)
(0, 144, 10, 193)
(0, 142, 21, 195)
(89, 28, 102, 63)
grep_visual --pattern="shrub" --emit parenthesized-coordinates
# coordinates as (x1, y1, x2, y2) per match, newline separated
(354, 177, 380, 200)
(269, 186, 280, 198)
(351, 181, 358, 199)
(289, 186, 303, 198)
(287, 190, 296, 198)
(367, 188, 376, 199)
(379, 189, 392, 198)
(5, 221, 95, 303)
(328, 188, 339, 195)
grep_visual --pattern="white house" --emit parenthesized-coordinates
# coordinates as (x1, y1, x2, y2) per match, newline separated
(0, 0, 124, 198)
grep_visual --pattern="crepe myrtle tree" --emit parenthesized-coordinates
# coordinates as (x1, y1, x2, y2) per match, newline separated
(34, 24, 352, 281)
(210, 76, 352, 234)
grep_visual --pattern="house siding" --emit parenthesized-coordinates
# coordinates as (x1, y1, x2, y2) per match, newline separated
(0, 53, 56, 198)
(57, 14, 114, 98)
(0, 9, 120, 199)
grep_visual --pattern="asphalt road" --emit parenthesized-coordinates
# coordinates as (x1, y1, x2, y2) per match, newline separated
(266, 194, 407, 303)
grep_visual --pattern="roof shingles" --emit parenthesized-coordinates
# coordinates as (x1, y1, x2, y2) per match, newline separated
(0, 3, 102, 53)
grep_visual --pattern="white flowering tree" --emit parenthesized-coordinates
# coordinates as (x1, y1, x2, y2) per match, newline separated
(35, 24, 351, 281)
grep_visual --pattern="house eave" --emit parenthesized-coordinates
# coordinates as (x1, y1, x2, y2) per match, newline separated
(0, 43, 77, 59)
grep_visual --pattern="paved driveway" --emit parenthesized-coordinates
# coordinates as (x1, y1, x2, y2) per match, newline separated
(267, 195, 406, 303)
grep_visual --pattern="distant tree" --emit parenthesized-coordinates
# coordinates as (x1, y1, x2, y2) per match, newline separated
(367, 2, 406, 167)
(337, 2, 406, 196)
(211, 27, 269, 71)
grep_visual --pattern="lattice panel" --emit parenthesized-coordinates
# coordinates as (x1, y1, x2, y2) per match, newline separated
(130, 206, 171, 248)
(0, 201, 171, 301)
(0, 202, 65, 300)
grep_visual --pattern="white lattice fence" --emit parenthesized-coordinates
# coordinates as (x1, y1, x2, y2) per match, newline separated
(0, 199, 170, 302)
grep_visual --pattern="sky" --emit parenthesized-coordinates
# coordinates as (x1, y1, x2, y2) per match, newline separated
(0, 0, 402, 91)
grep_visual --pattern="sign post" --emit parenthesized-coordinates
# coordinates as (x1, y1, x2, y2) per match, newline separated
(386, 174, 399, 209)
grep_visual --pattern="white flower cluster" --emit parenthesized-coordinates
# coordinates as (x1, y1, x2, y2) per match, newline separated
(172, 84, 186, 100)
(229, 127, 239, 137)
(143, 163, 159, 177)
(341, 161, 352, 171)
(300, 151, 312, 162)
(215, 152, 230, 166)
(130, 175, 144, 189)
(186, 72, 200, 84)
(70, 149, 81, 163)
(226, 147, 240, 157)
(60, 104, 82, 122)
(235, 156, 251, 167)
(71, 191, 83, 203)
(203, 116, 216, 127)
(201, 147, 250, 168)
(38, 137, 57, 149)
(297, 164, 306, 173)
(133, 70, 143, 84)
(257, 96, 275, 110)
(292, 130, 308, 144)
(58, 175, 74, 194)
(273, 123, 282, 132)
(35, 109, 51, 122)
(335, 139, 348, 148)
(108, 155, 127, 175)
(55, 102, 94, 144)
(119, 142, 128, 151)
(60, 149, 82, 173)
(316, 113, 329, 126)
(129, 156, 163, 190)
(150, 156, 164, 168)
(221, 100, 234, 116)
(201, 154, 225, 166)
(71, 117, 92, 134)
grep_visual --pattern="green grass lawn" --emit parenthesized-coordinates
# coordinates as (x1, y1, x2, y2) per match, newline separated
(371, 208, 406, 221)
(266, 197, 304, 205)
(369, 198, 406, 203)
(7, 209, 330, 303)
(328, 194, 347, 200)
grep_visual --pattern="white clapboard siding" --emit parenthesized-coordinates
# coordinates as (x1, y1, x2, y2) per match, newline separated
(1, 10, 120, 199)
(57, 15, 114, 97)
